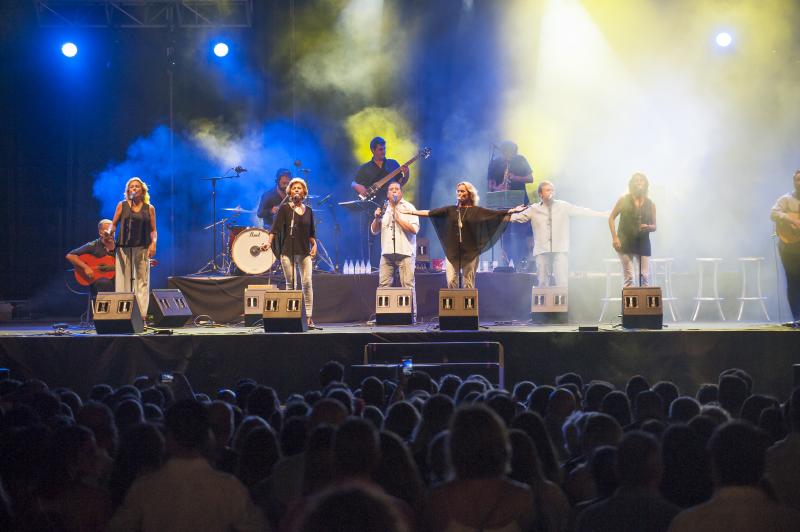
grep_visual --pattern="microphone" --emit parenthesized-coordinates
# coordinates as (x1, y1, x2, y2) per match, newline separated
(234, 165, 247, 174)
(128, 192, 135, 200)
(393, 193, 399, 204)
(292, 193, 301, 203)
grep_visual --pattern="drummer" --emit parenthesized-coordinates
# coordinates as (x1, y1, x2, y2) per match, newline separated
(257, 168, 291, 228)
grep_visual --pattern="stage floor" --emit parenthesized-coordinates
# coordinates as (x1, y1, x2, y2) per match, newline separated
(1, 319, 798, 402)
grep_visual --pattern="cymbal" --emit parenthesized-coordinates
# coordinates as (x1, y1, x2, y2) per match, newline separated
(222, 207, 255, 214)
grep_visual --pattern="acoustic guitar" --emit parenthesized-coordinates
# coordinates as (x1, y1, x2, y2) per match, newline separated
(777, 212, 800, 245)
(73, 253, 158, 285)
(74, 254, 115, 286)
(358, 147, 432, 201)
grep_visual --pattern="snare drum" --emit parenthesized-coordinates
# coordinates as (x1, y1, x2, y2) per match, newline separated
(231, 228, 276, 274)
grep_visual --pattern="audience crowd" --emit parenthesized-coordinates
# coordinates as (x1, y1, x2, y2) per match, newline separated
(1, 362, 800, 531)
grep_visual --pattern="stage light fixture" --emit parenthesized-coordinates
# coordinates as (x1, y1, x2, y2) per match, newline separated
(61, 42, 78, 58)
(213, 42, 229, 57)
(715, 32, 733, 48)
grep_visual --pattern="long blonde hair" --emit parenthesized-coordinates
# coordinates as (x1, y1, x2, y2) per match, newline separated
(457, 180, 480, 206)
(124, 177, 151, 204)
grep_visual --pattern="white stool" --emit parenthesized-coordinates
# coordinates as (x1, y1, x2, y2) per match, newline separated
(736, 257, 769, 321)
(692, 258, 725, 321)
(599, 258, 622, 322)
(651, 258, 679, 321)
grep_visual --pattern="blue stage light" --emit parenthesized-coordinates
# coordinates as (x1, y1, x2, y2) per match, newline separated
(213, 42, 229, 58)
(61, 42, 78, 58)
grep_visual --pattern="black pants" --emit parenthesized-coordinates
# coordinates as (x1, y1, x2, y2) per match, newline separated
(779, 245, 800, 321)
(90, 278, 115, 298)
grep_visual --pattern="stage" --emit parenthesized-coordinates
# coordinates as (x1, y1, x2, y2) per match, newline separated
(1, 320, 798, 401)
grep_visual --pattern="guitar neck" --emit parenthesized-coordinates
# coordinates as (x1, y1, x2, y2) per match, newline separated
(366, 154, 421, 196)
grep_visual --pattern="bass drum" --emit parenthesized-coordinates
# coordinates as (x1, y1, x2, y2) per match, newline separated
(231, 228, 275, 275)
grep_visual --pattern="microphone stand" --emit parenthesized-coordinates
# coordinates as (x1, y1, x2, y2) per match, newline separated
(457, 206, 463, 289)
(125, 200, 136, 300)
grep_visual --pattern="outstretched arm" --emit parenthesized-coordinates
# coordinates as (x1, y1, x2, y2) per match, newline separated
(608, 197, 623, 252)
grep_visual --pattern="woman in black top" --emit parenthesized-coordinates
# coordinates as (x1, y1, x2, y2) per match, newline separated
(406, 181, 522, 288)
(265, 177, 317, 326)
(109, 177, 157, 314)
(608, 172, 657, 287)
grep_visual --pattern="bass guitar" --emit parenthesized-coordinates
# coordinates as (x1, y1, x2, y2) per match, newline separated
(358, 147, 432, 201)
(777, 212, 800, 245)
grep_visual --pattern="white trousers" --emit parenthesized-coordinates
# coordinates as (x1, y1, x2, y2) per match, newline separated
(379, 254, 417, 318)
(115, 246, 151, 315)
(535, 252, 569, 287)
(445, 257, 479, 289)
(618, 253, 650, 287)
(281, 254, 314, 318)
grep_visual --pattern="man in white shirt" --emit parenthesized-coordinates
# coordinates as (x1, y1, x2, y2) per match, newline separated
(510, 181, 606, 287)
(370, 182, 420, 321)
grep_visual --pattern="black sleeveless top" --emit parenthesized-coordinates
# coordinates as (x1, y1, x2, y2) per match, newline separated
(117, 201, 152, 248)
(617, 194, 653, 256)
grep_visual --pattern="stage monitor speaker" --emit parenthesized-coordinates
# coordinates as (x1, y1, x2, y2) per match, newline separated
(244, 285, 277, 327)
(376, 287, 413, 325)
(149, 289, 192, 328)
(262, 288, 307, 332)
(438, 288, 479, 330)
(93, 292, 144, 334)
(621, 286, 663, 329)
(531, 286, 568, 324)
(362, 341, 504, 388)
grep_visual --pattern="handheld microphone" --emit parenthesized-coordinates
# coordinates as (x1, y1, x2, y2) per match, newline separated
(128, 192, 135, 201)
(393, 193, 399, 204)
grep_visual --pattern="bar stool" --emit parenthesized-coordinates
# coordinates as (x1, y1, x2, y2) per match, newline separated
(650, 257, 679, 321)
(736, 257, 769, 321)
(691, 258, 725, 321)
(599, 258, 622, 322)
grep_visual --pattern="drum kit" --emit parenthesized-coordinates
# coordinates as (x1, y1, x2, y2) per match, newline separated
(196, 195, 337, 277)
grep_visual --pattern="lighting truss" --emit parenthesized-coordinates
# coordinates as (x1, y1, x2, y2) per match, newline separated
(34, 1, 254, 28)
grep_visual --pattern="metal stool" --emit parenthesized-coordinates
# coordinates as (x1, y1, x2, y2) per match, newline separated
(651, 257, 679, 321)
(691, 258, 725, 321)
(736, 257, 769, 321)
(599, 258, 622, 322)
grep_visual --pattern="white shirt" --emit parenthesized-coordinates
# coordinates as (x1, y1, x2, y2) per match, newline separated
(510, 199, 605, 256)
(107, 456, 266, 532)
(376, 199, 419, 257)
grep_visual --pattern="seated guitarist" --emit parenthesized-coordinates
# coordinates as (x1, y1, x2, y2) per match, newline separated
(351, 137, 410, 200)
(66, 219, 116, 297)
(771, 170, 800, 323)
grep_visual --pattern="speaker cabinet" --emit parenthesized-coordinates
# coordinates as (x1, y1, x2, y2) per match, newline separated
(438, 288, 479, 330)
(93, 292, 144, 334)
(531, 287, 569, 324)
(376, 287, 413, 325)
(262, 288, 308, 332)
(621, 286, 663, 329)
(243, 285, 277, 327)
(149, 289, 192, 328)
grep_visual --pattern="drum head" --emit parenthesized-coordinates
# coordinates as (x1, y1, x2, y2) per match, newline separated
(232, 228, 275, 274)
